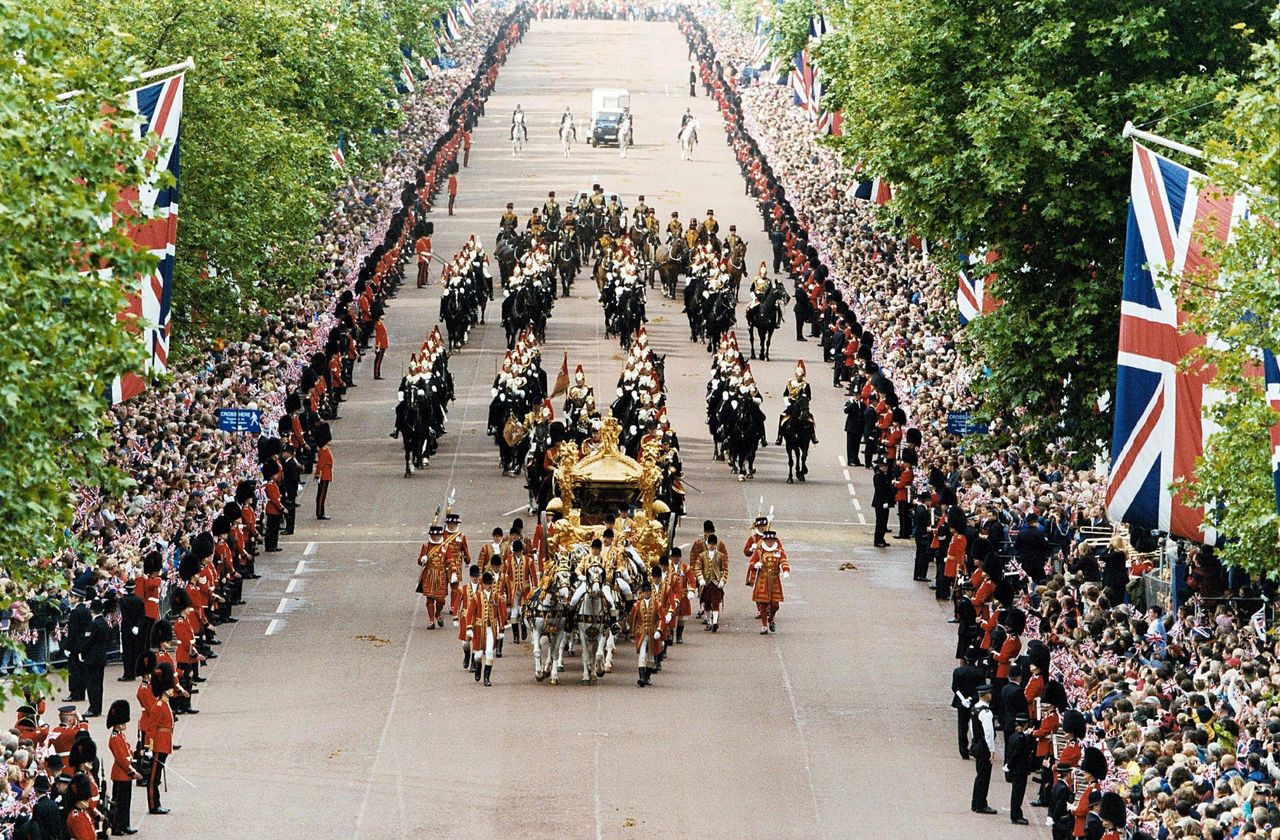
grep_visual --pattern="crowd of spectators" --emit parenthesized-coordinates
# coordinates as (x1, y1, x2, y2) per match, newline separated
(0, 4, 529, 836)
(684, 4, 1280, 838)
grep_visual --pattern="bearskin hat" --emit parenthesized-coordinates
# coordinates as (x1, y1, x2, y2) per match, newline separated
(68, 736, 96, 769)
(1004, 607, 1027, 636)
(891, 407, 907, 425)
(258, 436, 282, 463)
(150, 619, 174, 647)
(168, 586, 191, 612)
(1062, 709, 1088, 739)
(1099, 791, 1126, 827)
(143, 550, 164, 575)
(284, 392, 303, 415)
(1026, 639, 1051, 676)
(191, 531, 215, 560)
(136, 650, 157, 679)
(906, 427, 923, 447)
(299, 368, 318, 393)
(1042, 679, 1069, 713)
(106, 696, 131, 732)
(210, 515, 230, 538)
(900, 448, 918, 466)
(312, 422, 333, 447)
(178, 551, 203, 582)
(67, 774, 94, 804)
(223, 500, 244, 521)
(152, 662, 177, 695)
(262, 459, 280, 480)
(1081, 746, 1108, 780)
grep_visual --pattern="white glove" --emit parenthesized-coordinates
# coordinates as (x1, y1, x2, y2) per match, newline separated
(449, 573, 458, 585)
(782, 571, 790, 580)
(131, 627, 139, 635)
(466, 629, 474, 640)
(754, 561, 763, 570)
(653, 631, 661, 640)
(665, 612, 673, 624)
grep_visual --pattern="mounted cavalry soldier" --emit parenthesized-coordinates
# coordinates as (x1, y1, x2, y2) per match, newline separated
(776, 360, 818, 446)
(632, 195, 650, 228)
(679, 107, 693, 132)
(589, 183, 606, 209)
(499, 202, 519, 234)
(563, 364, 594, 435)
(666, 211, 683, 243)
(511, 104, 527, 141)
(559, 106, 574, 132)
(542, 191, 560, 226)
(724, 224, 742, 256)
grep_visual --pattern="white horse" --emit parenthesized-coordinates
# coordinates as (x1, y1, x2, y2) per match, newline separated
(679, 119, 698, 161)
(525, 569, 570, 683)
(510, 122, 526, 157)
(569, 563, 616, 684)
(559, 119, 576, 158)
(618, 114, 633, 159)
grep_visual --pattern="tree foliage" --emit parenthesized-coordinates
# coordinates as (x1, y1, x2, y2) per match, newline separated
(815, 0, 1273, 458)
(0, 0, 161, 702)
(65, 0, 452, 352)
(1178, 9, 1280, 573)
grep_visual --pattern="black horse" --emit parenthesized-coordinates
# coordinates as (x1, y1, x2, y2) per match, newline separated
(747, 284, 786, 361)
(717, 395, 764, 481)
(703, 287, 736, 352)
(556, 230, 579, 297)
(781, 395, 815, 484)
(393, 384, 431, 477)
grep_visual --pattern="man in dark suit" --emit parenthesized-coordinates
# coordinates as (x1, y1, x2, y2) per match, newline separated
(861, 403, 879, 470)
(1005, 714, 1036, 825)
(117, 581, 145, 682)
(1015, 513, 1051, 585)
(950, 647, 985, 760)
(912, 492, 934, 581)
(29, 775, 62, 839)
(81, 596, 112, 717)
(281, 445, 303, 536)
(62, 588, 90, 702)
(871, 460, 894, 548)
(843, 392, 863, 466)
(999, 664, 1029, 750)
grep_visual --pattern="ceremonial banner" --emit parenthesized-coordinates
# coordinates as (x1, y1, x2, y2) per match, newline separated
(110, 71, 186, 405)
(956, 250, 1000, 326)
(1105, 142, 1247, 542)
(551, 351, 570, 398)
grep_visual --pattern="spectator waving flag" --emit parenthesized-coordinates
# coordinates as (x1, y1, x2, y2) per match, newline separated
(1265, 349, 1280, 517)
(956, 250, 1001, 326)
(110, 71, 187, 405)
(1105, 142, 1248, 542)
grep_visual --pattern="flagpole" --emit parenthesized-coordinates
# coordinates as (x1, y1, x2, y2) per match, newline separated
(56, 57, 195, 102)
(1121, 121, 1206, 160)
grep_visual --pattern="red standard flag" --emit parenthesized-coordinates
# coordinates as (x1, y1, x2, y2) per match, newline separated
(551, 350, 570, 397)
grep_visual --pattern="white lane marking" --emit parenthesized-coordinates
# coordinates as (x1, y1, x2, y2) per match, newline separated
(851, 499, 861, 511)
(837, 456, 846, 468)
(304, 542, 317, 556)
(353, 600, 421, 840)
(858, 513, 867, 525)
(286, 579, 302, 594)
(276, 598, 289, 614)
(295, 560, 307, 575)
(846, 484, 856, 496)
(774, 644, 826, 838)
(841, 469, 851, 482)
(265, 619, 282, 636)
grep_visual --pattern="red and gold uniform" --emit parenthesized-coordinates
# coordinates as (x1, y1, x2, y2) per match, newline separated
(463, 579, 507, 686)
(442, 523, 471, 615)
(747, 532, 790, 633)
(694, 536, 729, 629)
(416, 528, 448, 627)
(629, 590, 666, 686)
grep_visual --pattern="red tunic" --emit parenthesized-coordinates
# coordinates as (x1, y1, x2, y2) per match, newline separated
(747, 545, 789, 604)
(67, 809, 96, 840)
(148, 699, 175, 753)
(109, 730, 134, 782)
(316, 446, 334, 482)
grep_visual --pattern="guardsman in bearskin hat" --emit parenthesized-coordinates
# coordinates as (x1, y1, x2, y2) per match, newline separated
(1098, 791, 1126, 840)
(65, 774, 97, 840)
(416, 523, 449, 629)
(1072, 747, 1107, 839)
(106, 698, 142, 835)
(463, 571, 507, 686)
(747, 529, 790, 634)
(142, 662, 177, 814)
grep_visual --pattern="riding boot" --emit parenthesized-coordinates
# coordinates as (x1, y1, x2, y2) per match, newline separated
(483, 665, 492, 687)
(676, 624, 684, 644)
(473, 657, 482, 682)
(463, 648, 472, 670)
(637, 667, 647, 687)
(496, 637, 504, 658)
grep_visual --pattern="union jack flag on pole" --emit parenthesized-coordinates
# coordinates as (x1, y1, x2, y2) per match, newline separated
(956, 250, 1001, 326)
(1105, 142, 1248, 542)
(445, 8, 463, 41)
(458, 0, 475, 26)
(851, 174, 893, 206)
(110, 70, 187, 405)
(1265, 349, 1280, 517)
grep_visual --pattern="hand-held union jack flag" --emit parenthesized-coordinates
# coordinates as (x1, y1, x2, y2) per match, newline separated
(110, 72, 186, 405)
(1106, 142, 1247, 542)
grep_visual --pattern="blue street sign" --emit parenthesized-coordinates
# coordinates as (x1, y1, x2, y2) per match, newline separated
(946, 411, 989, 436)
(217, 408, 263, 434)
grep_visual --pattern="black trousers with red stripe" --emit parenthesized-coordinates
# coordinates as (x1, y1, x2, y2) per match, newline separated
(147, 751, 168, 810)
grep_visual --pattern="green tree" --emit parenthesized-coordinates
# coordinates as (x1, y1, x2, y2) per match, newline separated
(66, 0, 450, 351)
(816, 0, 1272, 457)
(772, 0, 816, 67)
(0, 0, 161, 704)
(1178, 10, 1280, 573)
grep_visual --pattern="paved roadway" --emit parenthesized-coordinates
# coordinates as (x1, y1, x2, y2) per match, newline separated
(101, 20, 1049, 840)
